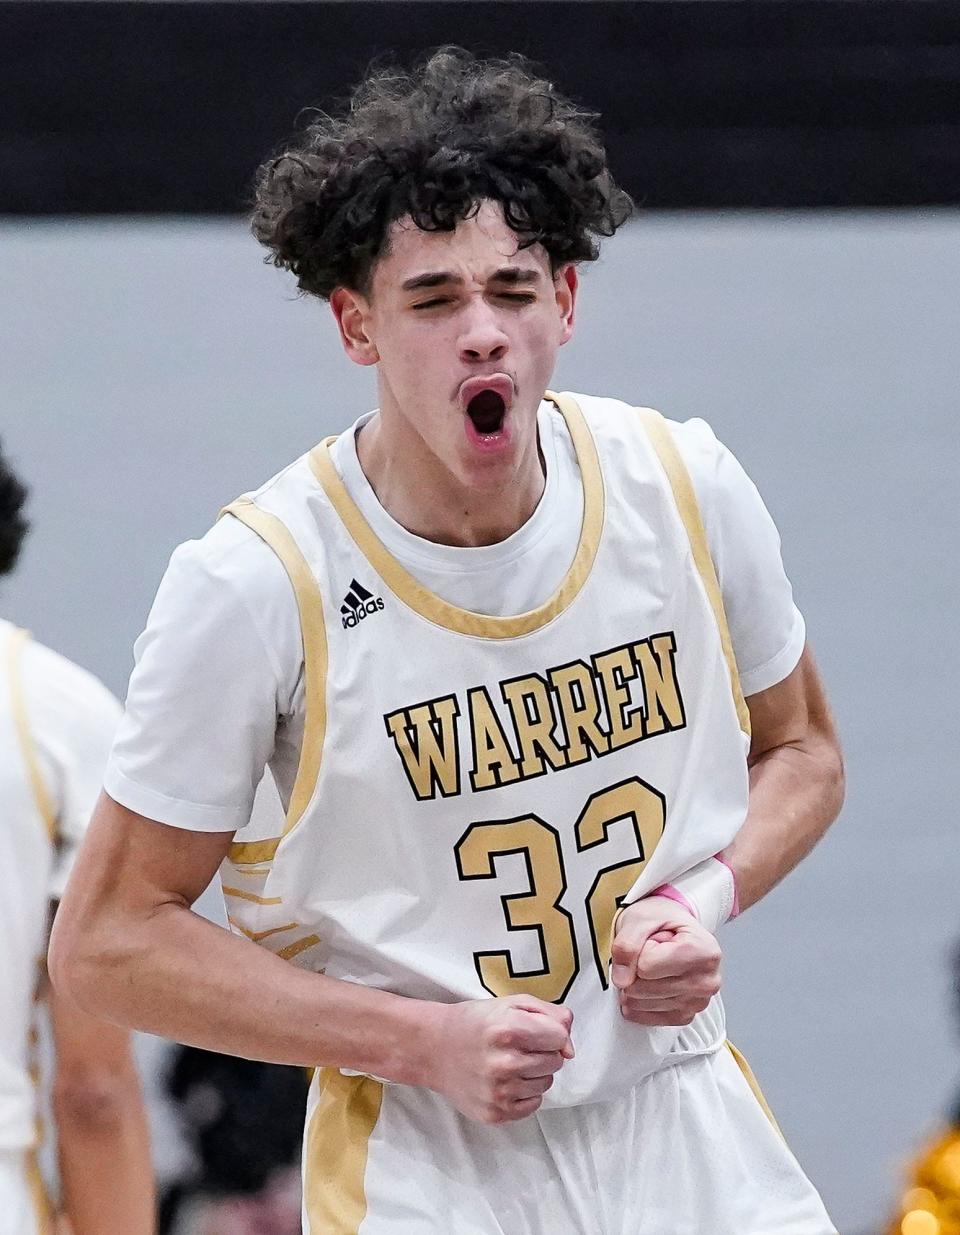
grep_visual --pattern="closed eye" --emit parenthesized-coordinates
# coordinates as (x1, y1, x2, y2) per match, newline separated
(411, 292, 536, 310)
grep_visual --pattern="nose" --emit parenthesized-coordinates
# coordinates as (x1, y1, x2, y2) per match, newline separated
(458, 300, 509, 365)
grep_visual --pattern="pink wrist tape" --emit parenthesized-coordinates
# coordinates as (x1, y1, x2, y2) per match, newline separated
(649, 883, 698, 920)
(649, 856, 740, 928)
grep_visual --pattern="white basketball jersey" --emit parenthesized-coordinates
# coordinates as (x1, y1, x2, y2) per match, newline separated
(0, 625, 57, 1150)
(219, 392, 751, 1107)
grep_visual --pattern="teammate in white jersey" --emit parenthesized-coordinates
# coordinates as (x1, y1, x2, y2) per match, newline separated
(0, 446, 154, 1233)
(52, 50, 845, 1233)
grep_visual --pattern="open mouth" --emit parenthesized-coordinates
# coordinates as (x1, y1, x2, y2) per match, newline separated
(466, 389, 507, 436)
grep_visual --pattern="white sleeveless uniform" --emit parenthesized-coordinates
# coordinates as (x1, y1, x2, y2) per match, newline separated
(1, 626, 60, 1235)
(214, 393, 835, 1234)
(0, 622, 121, 1235)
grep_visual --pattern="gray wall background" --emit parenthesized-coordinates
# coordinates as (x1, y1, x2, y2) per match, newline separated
(2, 210, 958, 1233)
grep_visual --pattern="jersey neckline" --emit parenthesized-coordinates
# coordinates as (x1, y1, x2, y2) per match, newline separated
(307, 391, 605, 639)
(330, 401, 567, 577)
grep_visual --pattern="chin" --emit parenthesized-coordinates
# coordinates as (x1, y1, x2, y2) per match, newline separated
(456, 454, 517, 491)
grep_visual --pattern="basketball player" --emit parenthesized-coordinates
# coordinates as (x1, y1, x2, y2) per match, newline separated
(0, 446, 154, 1232)
(51, 51, 845, 1233)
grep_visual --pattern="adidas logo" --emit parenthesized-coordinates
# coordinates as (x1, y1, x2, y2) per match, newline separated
(340, 578, 385, 629)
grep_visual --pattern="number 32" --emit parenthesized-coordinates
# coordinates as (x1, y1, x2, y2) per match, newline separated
(454, 776, 666, 1002)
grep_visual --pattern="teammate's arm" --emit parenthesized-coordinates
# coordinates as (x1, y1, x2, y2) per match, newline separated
(47, 976, 155, 1235)
(48, 793, 573, 1125)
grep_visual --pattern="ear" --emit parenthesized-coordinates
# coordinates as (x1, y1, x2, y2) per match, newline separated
(330, 287, 379, 366)
(555, 265, 578, 346)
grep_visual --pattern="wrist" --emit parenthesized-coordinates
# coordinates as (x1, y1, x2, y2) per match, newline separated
(647, 883, 698, 920)
(713, 853, 740, 918)
(337, 985, 448, 1088)
(648, 856, 739, 934)
(386, 995, 450, 1089)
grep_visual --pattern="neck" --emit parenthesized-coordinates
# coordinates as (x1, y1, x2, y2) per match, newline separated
(355, 409, 545, 549)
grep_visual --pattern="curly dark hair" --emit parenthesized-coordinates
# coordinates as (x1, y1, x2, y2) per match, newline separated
(0, 443, 29, 577)
(251, 47, 633, 299)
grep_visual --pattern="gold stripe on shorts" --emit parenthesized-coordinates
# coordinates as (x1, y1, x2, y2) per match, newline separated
(727, 1040, 784, 1138)
(304, 1069, 384, 1234)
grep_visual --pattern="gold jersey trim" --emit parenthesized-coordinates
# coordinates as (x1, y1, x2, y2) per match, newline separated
(229, 836, 282, 865)
(26, 1146, 54, 1235)
(222, 885, 282, 906)
(26, 991, 54, 1235)
(277, 933, 322, 961)
(304, 1069, 383, 1234)
(638, 409, 752, 737)
(307, 391, 605, 640)
(221, 394, 746, 880)
(227, 917, 301, 943)
(220, 499, 329, 849)
(5, 628, 57, 842)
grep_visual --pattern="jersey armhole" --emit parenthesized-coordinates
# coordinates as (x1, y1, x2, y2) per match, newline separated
(5, 627, 59, 841)
(637, 410, 752, 739)
(219, 499, 329, 864)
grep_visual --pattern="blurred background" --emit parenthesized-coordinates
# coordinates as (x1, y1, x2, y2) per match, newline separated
(2, 2, 959, 1232)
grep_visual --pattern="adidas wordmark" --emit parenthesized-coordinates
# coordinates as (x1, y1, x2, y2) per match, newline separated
(340, 578, 385, 629)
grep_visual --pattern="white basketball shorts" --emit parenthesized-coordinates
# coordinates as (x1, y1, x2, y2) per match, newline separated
(300, 1042, 836, 1234)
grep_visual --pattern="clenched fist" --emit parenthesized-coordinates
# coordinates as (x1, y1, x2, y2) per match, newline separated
(425, 994, 574, 1124)
(611, 895, 722, 1026)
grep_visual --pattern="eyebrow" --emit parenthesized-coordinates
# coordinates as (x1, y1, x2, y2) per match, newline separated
(400, 266, 543, 292)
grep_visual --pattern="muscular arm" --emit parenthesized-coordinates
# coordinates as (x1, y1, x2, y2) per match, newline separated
(49, 794, 438, 1078)
(724, 643, 844, 912)
(48, 980, 154, 1235)
(48, 794, 573, 1125)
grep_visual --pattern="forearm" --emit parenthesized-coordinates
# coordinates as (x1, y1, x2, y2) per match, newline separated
(723, 731, 844, 913)
(56, 1067, 154, 1235)
(51, 901, 438, 1085)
